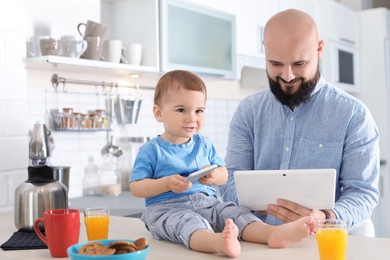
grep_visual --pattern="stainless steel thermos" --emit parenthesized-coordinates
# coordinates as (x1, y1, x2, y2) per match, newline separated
(14, 165, 68, 232)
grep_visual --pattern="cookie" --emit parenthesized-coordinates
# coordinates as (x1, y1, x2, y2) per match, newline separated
(108, 241, 138, 254)
(134, 237, 148, 250)
(78, 242, 107, 255)
(101, 247, 116, 255)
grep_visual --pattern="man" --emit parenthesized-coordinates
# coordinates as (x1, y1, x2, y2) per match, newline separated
(220, 9, 380, 232)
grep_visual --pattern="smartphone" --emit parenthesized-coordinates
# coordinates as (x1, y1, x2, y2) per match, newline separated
(185, 165, 218, 183)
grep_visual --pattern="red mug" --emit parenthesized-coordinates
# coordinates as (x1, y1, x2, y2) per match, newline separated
(34, 209, 80, 258)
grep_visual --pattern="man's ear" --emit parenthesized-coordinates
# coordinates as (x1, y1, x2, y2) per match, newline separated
(153, 104, 163, 122)
(317, 40, 325, 59)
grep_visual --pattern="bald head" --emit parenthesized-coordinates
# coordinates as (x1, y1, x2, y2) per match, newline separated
(262, 8, 323, 67)
(264, 9, 318, 42)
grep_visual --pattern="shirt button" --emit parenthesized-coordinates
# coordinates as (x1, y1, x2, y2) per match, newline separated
(285, 147, 290, 152)
(290, 117, 294, 121)
(319, 144, 323, 148)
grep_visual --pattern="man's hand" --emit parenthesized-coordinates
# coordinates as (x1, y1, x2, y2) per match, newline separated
(265, 198, 328, 222)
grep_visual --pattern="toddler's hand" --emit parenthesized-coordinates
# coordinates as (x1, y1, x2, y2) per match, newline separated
(198, 171, 216, 185)
(167, 174, 192, 193)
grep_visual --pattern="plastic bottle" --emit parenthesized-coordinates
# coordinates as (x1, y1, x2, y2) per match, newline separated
(83, 156, 100, 196)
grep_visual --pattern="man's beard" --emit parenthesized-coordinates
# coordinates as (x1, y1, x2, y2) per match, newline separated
(268, 66, 321, 107)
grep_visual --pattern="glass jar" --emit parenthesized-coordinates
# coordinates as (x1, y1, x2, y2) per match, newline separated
(80, 113, 89, 129)
(72, 112, 81, 129)
(83, 156, 100, 196)
(89, 113, 98, 129)
(61, 108, 74, 129)
(95, 109, 108, 129)
(98, 155, 121, 196)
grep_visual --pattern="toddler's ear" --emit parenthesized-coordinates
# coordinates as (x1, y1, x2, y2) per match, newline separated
(153, 104, 163, 122)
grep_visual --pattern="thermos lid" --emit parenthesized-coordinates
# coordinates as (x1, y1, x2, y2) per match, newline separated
(26, 165, 56, 183)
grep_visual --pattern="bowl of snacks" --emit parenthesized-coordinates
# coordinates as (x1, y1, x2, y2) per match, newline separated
(67, 238, 149, 260)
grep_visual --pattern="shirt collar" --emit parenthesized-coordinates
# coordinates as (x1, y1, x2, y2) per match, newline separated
(310, 76, 325, 97)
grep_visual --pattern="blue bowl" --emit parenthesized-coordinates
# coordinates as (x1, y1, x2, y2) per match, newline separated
(67, 239, 150, 260)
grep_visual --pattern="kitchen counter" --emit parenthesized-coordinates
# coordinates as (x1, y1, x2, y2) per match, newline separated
(69, 191, 145, 217)
(1, 212, 390, 259)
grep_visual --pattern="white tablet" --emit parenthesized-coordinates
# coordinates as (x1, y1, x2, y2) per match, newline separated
(234, 169, 336, 210)
(185, 165, 218, 183)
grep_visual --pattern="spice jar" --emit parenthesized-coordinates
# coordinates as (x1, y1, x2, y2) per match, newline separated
(61, 108, 74, 129)
(80, 113, 89, 129)
(72, 112, 81, 129)
(95, 109, 108, 129)
(89, 113, 98, 129)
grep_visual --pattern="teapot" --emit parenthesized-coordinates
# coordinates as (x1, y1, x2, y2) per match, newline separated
(14, 165, 68, 232)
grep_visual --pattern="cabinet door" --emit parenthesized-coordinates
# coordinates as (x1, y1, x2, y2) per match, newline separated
(318, 0, 359, 45)
(191, 0, 261, 57)
(235, 0, 261, 57)
(102, 0, 160, 69)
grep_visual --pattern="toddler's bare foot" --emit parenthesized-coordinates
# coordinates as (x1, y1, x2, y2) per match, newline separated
(220, 219, 241, 258)
(267, 216, 316, 248)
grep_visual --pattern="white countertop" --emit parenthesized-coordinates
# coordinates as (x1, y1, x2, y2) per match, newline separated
(69, 191, 145, 217)
(1, 212, 390, 259)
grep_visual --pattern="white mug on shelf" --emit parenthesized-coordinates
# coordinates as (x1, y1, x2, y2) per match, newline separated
(102, 40, 123, 63)
(121, 43, 142, 66)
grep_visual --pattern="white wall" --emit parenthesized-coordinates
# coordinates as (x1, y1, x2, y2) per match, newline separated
(0, 0, 29, 213)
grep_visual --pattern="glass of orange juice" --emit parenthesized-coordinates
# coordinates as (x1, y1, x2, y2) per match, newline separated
(316, 219, 348, 260)
(84, 207, 110, 241)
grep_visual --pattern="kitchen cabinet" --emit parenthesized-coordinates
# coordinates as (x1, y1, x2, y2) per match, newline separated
(317, 0, 361, 93)
(159, 0, 236, 78)
(234, 0, 262, 58)
(318, 0, 359, 45)
(101, 0, 236, 79)
(359, 7, 390, 238)
(101, 0, 160, 71)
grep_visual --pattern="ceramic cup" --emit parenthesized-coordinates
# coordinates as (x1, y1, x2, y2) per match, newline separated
(40, 38, 63, 56)
(61, 35, 88, 58)
(121, 43, 142, 65)
(84, 207, 110, 241)
(34, 208, 80, 258)
(82, 36, 104, 60)
(27, 35, 50, 57)
(316, 219, 348, 260)
(77, 20, 107, 38)
(102, 40, 123, 63)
